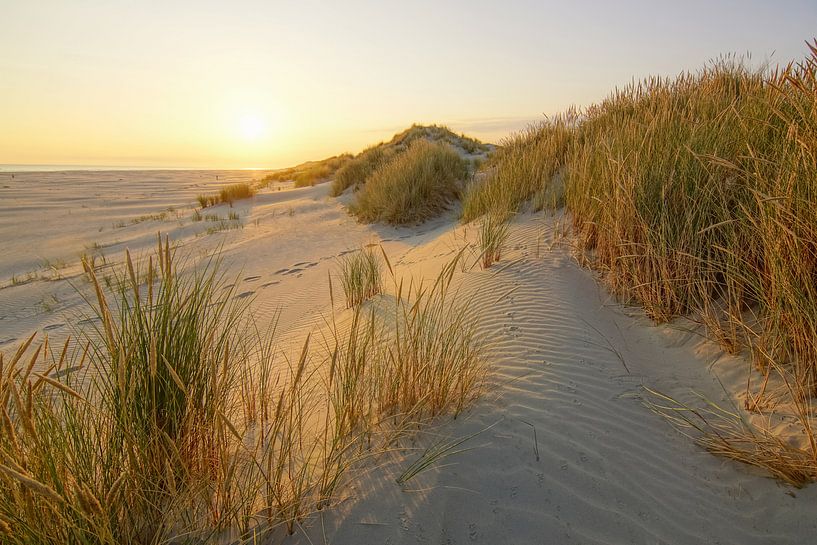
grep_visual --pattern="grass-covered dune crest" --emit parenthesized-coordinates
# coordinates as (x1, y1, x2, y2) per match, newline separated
(260, 154, 353, 188)
(348, 139, 470, 225)
(462, 41, 817, 484)
(331, 124, 489, 197)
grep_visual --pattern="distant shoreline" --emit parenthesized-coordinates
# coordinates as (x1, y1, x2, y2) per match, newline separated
(0, 164, 277, 173)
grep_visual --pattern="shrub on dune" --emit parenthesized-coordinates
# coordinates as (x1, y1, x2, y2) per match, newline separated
(349, 139, 469, 225)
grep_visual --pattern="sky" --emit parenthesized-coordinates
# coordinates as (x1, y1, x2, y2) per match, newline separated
(1, 0, 816, 169)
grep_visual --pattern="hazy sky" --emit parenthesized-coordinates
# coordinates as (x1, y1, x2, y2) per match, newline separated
(1, 1, 815, 169)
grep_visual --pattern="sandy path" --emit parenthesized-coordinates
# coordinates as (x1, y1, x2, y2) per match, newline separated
(293, 214, 817, 545)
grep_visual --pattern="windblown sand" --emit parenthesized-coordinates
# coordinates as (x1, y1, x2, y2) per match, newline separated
(1, 171, 816, 544)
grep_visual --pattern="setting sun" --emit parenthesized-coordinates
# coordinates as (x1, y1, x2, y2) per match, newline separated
(238, 114, 266, 141)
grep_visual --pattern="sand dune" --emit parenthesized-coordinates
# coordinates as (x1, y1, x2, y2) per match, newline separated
(291, 214, 817, 545)
(2, 172, 816, 544)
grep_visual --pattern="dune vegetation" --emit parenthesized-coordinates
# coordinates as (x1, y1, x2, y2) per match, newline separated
(260, 154, 353, 189)
(196, 182, 256, 208)
(462, 43, 817, 484)
(348, 139, 470, 225)
(331, 145, 396, 197)
(0, 238, 484, 543)
(330, 124, 488, 197)
(337, 245, 383, 308)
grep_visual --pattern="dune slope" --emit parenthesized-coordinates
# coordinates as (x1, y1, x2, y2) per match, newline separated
(292, 212, 817, 545)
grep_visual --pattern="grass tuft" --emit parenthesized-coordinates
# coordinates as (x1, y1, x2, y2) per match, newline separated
(337, 245, 383, 308)
(349, 140, 469, 225)
(478, 213, 510, 269)
(197, 183, 256, 208)
(261, 154, 352, 189)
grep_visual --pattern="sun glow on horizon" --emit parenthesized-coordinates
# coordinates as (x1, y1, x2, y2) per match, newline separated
(238, 114, 267, 141)
(1, 2, 813, 169)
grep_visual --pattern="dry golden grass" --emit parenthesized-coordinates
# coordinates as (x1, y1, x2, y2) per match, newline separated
(349, 139, 469, 225)
(0, 237, 485, 543)
(330, 124, 487, 198)
(478, 213, 510, 269)
(261, 154, 352, 189)
(337, 245, 383, 308)
(197, 182, 256, 208)
(463, 41, 817, 483)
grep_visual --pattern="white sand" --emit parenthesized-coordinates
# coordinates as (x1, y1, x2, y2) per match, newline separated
(2, 172, 816, 544)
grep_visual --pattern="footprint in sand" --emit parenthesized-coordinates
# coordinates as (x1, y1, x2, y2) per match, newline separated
(274, 268, 289, 275)
(243, 275, 261, 282)
(0, 337, 16, 346)
(234, 291, 255, 299)
(43, 323, 65, 331)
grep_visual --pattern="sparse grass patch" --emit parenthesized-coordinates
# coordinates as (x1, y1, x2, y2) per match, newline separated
(478, 213, 510, 269)
(197, 183, 256, 208)
(204, 220, 242, 235)
(337, 245, 383, 308)
(261, 154, 352, 189)
(328, 250, 485, 432)
(349, 140, 469, 225)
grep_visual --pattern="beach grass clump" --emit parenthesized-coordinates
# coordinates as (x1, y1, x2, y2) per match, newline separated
(218, 183, 255, 205)
(330, 125, 488, 198)
(382, 254, 485, 417)
(458, 41, 817, 482)
(349, 140, 469, 225)
(478, 213, 511, 269)
(330, 145, 395, 196)
(0, 238, 486, 542)
(461, 116, 573, 223)
(464, 45, 817, 395)
(197, 183, 256, 208)
(328, 250, 485, 437)
(337, 245, 383, 308)
(563, 49, 817, 393)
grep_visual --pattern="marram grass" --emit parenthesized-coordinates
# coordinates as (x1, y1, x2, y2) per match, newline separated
(349, 139, 469, 225)
(463, 41, 817, 483)
(197, 182, 256, 208)
(337, 245, 383, 308)
(0, 236, 484, 543)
